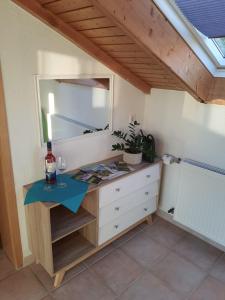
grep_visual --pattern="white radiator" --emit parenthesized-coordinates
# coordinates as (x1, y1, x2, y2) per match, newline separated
(174, 161, 225, 247)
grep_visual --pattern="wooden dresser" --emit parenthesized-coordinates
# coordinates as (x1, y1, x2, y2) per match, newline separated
(25, 157, 162, 287)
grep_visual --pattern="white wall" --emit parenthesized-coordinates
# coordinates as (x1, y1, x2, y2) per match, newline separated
(144, 89, 225, 213)
(0, 0, 146, 260)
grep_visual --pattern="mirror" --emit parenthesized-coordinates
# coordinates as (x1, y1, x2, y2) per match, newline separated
(37, 76, 113, 143)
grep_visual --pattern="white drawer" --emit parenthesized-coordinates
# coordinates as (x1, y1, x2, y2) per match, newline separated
(99, 163, 160, 208)
(98, 197, 157, 245)
(99, 181, 159, 226)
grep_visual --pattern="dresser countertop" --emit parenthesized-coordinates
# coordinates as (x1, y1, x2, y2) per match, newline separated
(24, 155, 162, 209)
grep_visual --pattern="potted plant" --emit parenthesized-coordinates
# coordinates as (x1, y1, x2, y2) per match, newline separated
(112, 121, 143, 165)
(140, 130, 156, 163)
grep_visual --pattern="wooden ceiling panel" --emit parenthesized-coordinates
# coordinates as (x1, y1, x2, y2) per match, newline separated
(17, 0, 182, 93)
(14, 0, 150, 93)
(38, 0, 56, 4)
(110, 51, 149, 58)
(123, 63, 164, 70)
(72, 17, 114, 30)
(14, 0, 225, 101)
(151, 84, 184, 90)
(91, 36, 133, 45)
(80, 27, 124, 38)
(59, 6, 103, 23)
(91, 0, 225, 102)
(100, 44, 141, 52)
(115, 57, 158, 64)
(139, 74, 174, 80)
(43, 0, 92, 14)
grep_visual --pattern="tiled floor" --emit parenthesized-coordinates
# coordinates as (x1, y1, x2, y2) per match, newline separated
(1, 217, 225, 300)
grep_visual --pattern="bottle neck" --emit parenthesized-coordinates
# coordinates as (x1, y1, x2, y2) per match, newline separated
(47, 149, 52, 154)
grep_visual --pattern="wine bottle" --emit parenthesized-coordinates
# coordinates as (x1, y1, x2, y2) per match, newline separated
(45, 141, 56, 184)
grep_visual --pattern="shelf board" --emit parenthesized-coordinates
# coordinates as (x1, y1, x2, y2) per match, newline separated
(51, 206, 96, 243)
(53, 232, 95, 272)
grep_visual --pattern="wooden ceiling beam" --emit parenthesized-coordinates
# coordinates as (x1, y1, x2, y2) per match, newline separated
(207, 77, 225, 105)
(12, 0, 151, 94)
(91, 0, 214, 102)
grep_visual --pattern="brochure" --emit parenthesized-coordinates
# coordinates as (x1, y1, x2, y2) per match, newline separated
(72, 161, 134, 184)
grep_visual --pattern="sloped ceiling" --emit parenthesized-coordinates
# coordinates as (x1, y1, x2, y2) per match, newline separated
(12, 0, 225, 104)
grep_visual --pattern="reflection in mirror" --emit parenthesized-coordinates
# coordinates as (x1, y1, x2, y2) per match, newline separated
(38, 77, 112, 143)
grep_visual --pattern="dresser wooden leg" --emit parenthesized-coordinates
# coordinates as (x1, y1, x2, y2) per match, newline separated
(146, 215, 153, 225)
(54, 271, 65, 288)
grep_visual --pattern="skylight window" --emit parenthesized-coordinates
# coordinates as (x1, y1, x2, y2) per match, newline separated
(213, 38, 225, 58)
(154, 0, 225, 76)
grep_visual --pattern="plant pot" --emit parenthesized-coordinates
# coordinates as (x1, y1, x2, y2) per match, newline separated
(143, 151, 155, 163)
(123, 151, 142, 165)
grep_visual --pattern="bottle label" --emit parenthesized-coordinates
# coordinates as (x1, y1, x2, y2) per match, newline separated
(45, 161, 56, 184)
(46, 162, 56, 173)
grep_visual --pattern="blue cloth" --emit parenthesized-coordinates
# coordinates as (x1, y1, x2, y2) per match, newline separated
(24, 174, 89, 213)
(175, 0, 225, 38)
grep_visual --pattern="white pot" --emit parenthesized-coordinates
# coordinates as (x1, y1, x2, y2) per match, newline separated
(123, 152, 142, 165)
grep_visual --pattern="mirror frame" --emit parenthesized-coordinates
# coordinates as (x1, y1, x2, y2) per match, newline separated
(35, 74, 114, 145)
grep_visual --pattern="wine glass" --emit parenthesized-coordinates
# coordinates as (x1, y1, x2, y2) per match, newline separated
(57, 156, 67, 188)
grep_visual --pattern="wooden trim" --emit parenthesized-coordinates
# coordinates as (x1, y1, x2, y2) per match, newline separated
(0, 65, 23, 268)
(11, 0, 151, 94)
(91, 0, 214, 102)
(54, 270, 65, 288)
(145, 215, 153, 225)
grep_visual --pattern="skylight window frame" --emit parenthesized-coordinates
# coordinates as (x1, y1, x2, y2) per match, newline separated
(153, 0, 225, 76)
(168, 0, 225, 68)
(213, 38, 225, 59)
(196, 31, 225, 67)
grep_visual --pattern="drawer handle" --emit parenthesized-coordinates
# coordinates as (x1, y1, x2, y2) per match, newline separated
(146, 174, 151, 178)
(115, 188, 121, 192)
(114, 224, 119, 229)
(144, 208, 148, 212)
(114, 207, 120, 211)
(145, 192, 149, 195)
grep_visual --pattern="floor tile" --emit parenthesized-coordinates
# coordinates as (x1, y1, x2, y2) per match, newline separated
(30, 262, 86, 291)
(52, 269, 116, 300)
(2, 220, 224, 300)
(0, 251, 16, 281)
(119, 271, 182, 300)
(174, 235, 222, 271)
(151, 252, 206, 297)
(121, 231, 169, 268)
(91, 248, 143, 296)
(210, 254, 225, 283)
(144, 218, 186, 248)
(0, 267, 47, 300)
(83, 244, 115, 267)
(112, 226, 142, 248)
(189, 276, 225, 300)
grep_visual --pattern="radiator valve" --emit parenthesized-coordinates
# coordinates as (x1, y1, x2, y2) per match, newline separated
(168, 207, 175, 215)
